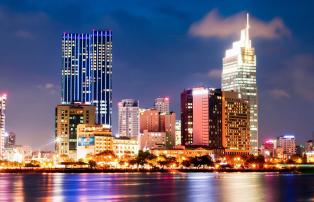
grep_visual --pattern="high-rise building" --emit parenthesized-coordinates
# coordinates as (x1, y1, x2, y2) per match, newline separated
(118, 99, 139, 138)
(181, 88, 250, 154)
(140, 107, 176, 149)
(160, 112, 176, 148)
(55, 103, 96, 160)
(154, 97, 170, 113)
(5, 132, 16, 148)
(61, 30, 112, 126)
(221, 91, 250, 155)
(181, 87, 209, 146)
(140, 108, 160, 133)
(222, 14, 258, 154)
(181, 89, 193, 145)
(277, 135, 296, 158)
(175, 120, 181, 146)
(0, 94, 7, 158)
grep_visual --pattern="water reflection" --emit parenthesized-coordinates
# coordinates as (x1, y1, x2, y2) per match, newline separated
(0, 172, 313, 201)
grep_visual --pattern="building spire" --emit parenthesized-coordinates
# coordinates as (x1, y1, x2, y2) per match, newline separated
(245, 13, 250, 47)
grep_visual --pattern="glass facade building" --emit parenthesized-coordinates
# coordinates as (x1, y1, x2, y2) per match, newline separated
(0, 94, 6, 158)
(222, 14, 258, 154)
(61, 30, 112, 126)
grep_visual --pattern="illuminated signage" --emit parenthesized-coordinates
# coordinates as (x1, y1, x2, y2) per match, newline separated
(78, 137, 95, 146)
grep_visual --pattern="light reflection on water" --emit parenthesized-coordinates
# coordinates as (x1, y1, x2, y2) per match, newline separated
(0, 172, 313, 201)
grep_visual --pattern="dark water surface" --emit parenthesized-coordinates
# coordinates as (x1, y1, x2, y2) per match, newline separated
(0, 172, 313, 201)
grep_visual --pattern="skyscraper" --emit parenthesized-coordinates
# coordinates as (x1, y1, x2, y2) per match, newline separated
(140, 108, 160, 133)
(61, 30, 112, 126)
(181, 88, 250, 155)
(181, 87, 209, 146)
(0, 94, 6, 158)
(118, 99, 139, 138)
(154, 97, 170, 113)
(222, 14, 258, 154)
(221, 91, 250, 155)
(55, 103, 96, 160)
(5, 132, 16, 148)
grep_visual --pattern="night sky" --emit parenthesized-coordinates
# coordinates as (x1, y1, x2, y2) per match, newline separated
(0, 0, 313, 150)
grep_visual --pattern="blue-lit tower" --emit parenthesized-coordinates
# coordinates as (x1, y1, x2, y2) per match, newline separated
(61, 30, 112, 126)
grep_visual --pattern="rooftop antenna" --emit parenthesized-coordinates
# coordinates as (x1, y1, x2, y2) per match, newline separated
(245, 13, 250, 47)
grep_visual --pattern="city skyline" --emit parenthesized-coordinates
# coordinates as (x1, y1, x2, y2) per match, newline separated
(0, 1, 313, 149)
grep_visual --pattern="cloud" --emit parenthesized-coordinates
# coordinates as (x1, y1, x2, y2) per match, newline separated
(208, 68, 221, 79)
(37, 83, 57, 94)
(189, 10, 291, 39)
(269, 89, 290, 99)
(288, 54, 314, 102)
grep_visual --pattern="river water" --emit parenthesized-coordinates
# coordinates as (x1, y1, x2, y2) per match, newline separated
(0, 172, 313, 201)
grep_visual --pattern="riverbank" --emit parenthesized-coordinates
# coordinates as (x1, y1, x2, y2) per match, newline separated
(0, 167, 312, 173)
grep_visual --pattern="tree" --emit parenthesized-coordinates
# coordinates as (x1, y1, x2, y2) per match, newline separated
(157, 155, 177, 169)
(130, 150, 156, 168)
(88, 160, 97, 168)
(244, 155, 265, 168)
(181, 160, 191, 168)
(190, 155, 214, 168)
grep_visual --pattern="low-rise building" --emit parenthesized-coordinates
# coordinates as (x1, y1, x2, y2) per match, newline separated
(277, 135, 296, 159)
(139, 130, 166, 150)
(76, 124, 113, 160)
(113, 137, 139, 159)
(306, 151, 314, 163)
(151, 147, 214, 161)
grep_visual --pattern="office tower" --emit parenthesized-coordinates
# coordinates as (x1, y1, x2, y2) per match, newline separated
(5, 132, 16, 148)
(181, 87, 209, 146)
(118, 99, 139, 138)
(154, 97, 170, 113)
(181, 89, 193, 145)
(140, 108, 160, 133)
(55, 103, 96, 160)
(160, 112, 176, 148)
(76, 124, 112, 160)
(0, 94, 6, 158)
(175, 120, 181, 146)
(277, 135, 296, 158)
(208, 89, 223, 149)
(221, 91, 250, 155)
(222, 14, 258, 154)
(61, 30, 112, 126)
(181, 88, 250, 154)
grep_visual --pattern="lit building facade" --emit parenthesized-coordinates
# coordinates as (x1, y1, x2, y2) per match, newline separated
(140, 108, 160, 132)
(221, 91, 250, 155)
(222, 14, 258, 154)
(154, 97, 170, 113)
(55, 103, 96, 160)
(160, 112, 176, 148)
(4, 132, 16, 148)
(139, 130, 167, 150)
(76, 124, 113, 160)
(175, 120, 181, 146)
(113, 137, 139, 159)
(0, 94, 7, 158)
(181, 87, 209, 146)
(118, 99, 139, 138)
(61, 30, 112, 126)
(181, 88, 250, 155)
(277, 135, 296, 158)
